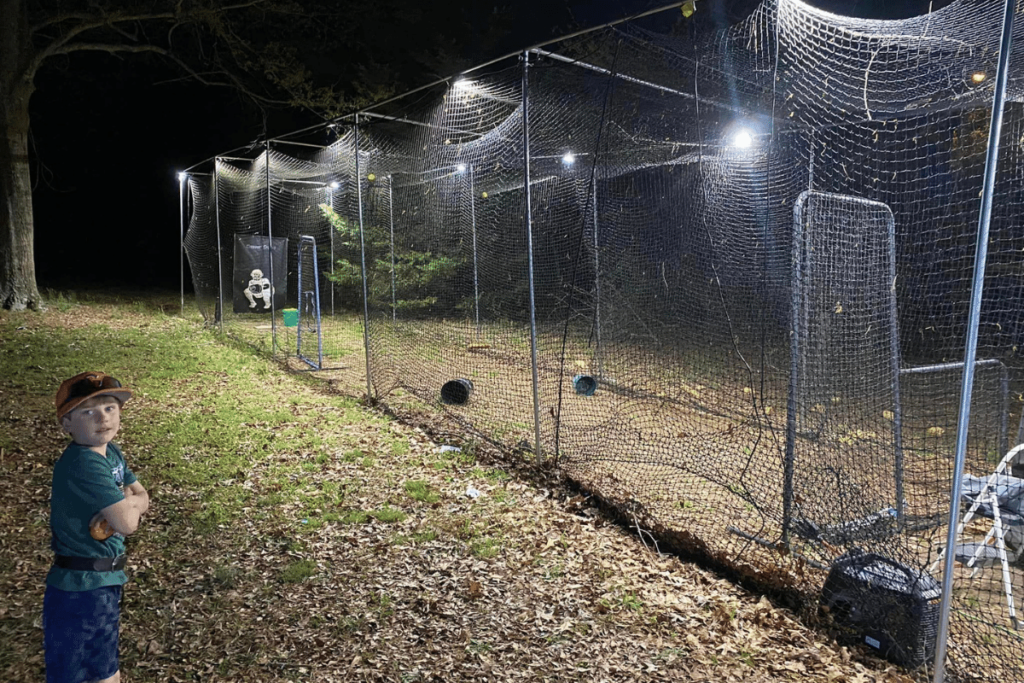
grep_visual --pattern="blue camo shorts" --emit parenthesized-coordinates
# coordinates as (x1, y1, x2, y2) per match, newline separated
(43, 585, 121, 683)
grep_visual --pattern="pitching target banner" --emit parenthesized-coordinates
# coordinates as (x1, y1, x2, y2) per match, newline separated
(233, 234, 288, 314)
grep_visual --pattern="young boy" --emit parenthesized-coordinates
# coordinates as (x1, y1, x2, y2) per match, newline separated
(45, 371, 149, 683)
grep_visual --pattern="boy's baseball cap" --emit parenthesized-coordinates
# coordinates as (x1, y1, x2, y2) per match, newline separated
(56, 372, 133, 421)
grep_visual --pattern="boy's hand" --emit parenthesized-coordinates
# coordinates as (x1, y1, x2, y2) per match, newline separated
(89, 513, 115, 540)
(126, 482, 150, 516)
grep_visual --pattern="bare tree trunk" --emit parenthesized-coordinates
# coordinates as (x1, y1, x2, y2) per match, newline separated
(0, 91, 40, 311)
(0, 0, 42, 311)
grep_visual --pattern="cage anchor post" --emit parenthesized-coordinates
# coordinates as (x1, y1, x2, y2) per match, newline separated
(328, 179, 337, 317)
(522, 50, 543, 464)
(388, 175, 397, 322)
(265, 143, 278, 356)
(297, 235, 324, 369)
(179, 173, 186, 317)
(213, 159, 225, 332)
(469, 164, 481, 337)
(933, 1, 1017, 680)
(354, 114, 374, 400)
(591, 184, 603, 378)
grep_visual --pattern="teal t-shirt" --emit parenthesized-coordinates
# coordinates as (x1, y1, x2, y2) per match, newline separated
(46, 441, 137, 591)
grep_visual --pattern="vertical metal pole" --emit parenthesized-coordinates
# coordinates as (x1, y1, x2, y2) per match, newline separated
(179, 174, 186, 317)
(933, 2, 1015, 680)
(794, 191, 816, 433)
(295, 237, 323, 370)
(999, 366, 1009, 457)
(592, 184, 602, 377)
(389, 175, 397, 322)
(313, 239, 323, 368)
(214, 160, 225, 333)
(807, 130, 815, 192)
(523, 52, 543, 463)
(265, 144, 277, 355)
(885, 210, 905, 527)
(297, 240, 305, 358)
(469, 165, 481, 336)
(329, 183, 336, 317)
(784, 194, 807, 545)
(354, 114, 374, 399)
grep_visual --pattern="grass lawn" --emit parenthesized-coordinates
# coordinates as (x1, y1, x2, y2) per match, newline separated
(0, 291, 917, 682)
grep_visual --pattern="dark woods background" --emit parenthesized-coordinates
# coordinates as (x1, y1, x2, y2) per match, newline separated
(27, 0, 950, 291)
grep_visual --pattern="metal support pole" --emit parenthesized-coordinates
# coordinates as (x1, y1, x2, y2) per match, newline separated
(523, 52, 543, 463)
(530, 48, 745, 116)
(354, 114, 374, 399)
(885, 209, 905, 527)
(265, 144, 277, 355)
(214, 160, 225, 333)
(314, 244, 324, 368)
(388, 175, 397, 322)
(329, 184, 336, 317)
(807, 130, 815, 192)
(179, 173, 186, 317)
(592, 184, 602, 377)
(1000, 369, 1010, 458)
(784, 195, 805, 546)
(297, 236, 324, 370)
(933, 2, 1015, 680)
(469, 165, 481, 335)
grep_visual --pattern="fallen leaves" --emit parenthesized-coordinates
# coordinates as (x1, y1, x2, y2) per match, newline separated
(0, 301, 926, 683)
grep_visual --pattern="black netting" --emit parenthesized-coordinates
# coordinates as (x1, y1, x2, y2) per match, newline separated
(181, 1, 1024, 678)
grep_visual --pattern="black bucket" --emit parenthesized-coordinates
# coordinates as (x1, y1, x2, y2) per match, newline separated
(440, 378, 474, 405)
(572, 374, 598, 396)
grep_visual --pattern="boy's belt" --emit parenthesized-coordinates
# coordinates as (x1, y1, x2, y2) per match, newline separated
(53, 554, 127, 572)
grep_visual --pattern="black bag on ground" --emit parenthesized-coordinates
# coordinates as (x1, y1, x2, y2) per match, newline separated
(821, 548, 940, 669)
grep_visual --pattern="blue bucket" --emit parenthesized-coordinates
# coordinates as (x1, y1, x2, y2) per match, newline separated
(572, 374, 597, 396)
(441, 378, 473, 405)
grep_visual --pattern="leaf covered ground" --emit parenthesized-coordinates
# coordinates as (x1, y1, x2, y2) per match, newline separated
(0, 293, 920, 682)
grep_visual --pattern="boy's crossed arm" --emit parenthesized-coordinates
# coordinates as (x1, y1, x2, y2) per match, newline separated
(94, 481, 149, 537)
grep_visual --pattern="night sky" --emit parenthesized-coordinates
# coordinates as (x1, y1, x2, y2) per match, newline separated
(26, 0, 954, 292)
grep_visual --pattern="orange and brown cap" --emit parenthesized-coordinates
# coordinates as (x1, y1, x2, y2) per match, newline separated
(56, 372, 133, 421)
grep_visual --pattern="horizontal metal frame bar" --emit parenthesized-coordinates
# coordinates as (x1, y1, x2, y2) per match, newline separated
(899, 359, 1006, 375)
(530, 48, 747, 117)
(271, 140, 327, 149)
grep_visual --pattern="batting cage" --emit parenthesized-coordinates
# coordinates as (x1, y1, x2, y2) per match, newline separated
(181, 0, 1024, 678)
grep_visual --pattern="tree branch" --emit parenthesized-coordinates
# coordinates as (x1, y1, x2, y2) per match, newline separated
(47, 42, 170, 58)
(43, 41, 295, 109)
(209, 0, 271, 13)
(29, 11, 176, 79)
(30, 12, 96, 33)
(28, 1, 276, 87)
(24, 0, 349, 123)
